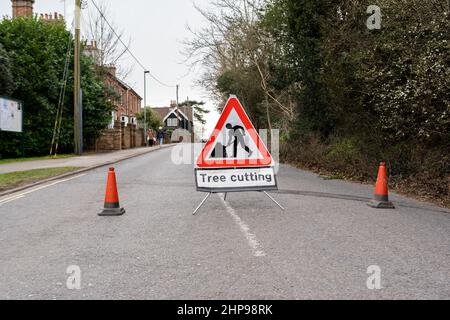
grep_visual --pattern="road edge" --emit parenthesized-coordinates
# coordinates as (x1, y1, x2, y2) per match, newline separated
(0, 144, 175, 198)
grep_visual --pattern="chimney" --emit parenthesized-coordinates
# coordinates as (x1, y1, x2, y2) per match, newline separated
(105, 65, 117, 77)
(11, 0, 35, 19)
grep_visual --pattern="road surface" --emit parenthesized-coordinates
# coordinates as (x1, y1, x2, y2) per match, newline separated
(0, 146, 448, 299)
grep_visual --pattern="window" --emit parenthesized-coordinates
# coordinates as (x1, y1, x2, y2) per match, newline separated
(167, 118, 178, 127)
(108, 112, 116, 129)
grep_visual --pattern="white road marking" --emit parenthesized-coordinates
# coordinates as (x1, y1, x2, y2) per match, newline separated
(0, 195, 25, 206)
(0, 173, 86, 205)
(219, 194, 266, 257)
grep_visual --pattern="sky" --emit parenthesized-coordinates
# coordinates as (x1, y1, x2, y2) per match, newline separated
(0, 0, 220, 137)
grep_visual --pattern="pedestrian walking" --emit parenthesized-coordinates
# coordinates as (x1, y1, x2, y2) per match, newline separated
(147, 129, 155, 147)
(157, 127, 165, 145)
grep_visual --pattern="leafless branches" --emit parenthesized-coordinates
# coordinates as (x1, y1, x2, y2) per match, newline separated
(84, 0, 133, 80)
(184, 0, 295, 129)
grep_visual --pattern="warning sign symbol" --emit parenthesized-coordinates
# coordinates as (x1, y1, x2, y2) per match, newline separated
(197, 96, 273, 168)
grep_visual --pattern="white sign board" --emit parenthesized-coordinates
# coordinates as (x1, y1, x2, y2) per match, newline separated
(0, 97, 23, 133)
(196, 167, 277, 192)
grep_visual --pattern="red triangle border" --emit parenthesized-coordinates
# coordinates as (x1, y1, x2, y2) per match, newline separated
(196, 97, 273, 168)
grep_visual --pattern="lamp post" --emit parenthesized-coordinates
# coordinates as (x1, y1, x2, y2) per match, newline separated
(144, 71, 150, 146)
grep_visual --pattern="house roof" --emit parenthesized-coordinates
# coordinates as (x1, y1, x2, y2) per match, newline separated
(178, 106, 194, 122)
(106, 72, 142, 100)
(151, 106, 193, 123)
(163, 108, 189, 122)
(151, 107, 171, 121)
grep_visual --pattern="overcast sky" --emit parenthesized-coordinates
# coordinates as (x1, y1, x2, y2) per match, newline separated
(0, 0, 219, 136)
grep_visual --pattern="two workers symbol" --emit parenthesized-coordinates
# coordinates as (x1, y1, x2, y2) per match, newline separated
(211, 123, 253, 159)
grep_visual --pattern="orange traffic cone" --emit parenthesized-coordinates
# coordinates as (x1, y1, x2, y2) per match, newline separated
(368, 162, 395, 209)
(99, 168, 125, 216)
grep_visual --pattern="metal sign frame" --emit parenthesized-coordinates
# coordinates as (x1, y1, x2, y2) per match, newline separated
(0, 96, 24, 133)
(192, 95, 284, 215)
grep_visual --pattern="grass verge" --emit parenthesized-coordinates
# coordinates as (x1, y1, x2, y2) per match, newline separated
(0, 154, 75, 165)
(0, 167, 80, 192)
(281, 139, 450, 209)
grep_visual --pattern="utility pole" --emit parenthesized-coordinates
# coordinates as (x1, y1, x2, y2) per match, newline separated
(62, 0, 67, 18)
(74, 0, 82, 155)
(144, 71, 150, 146)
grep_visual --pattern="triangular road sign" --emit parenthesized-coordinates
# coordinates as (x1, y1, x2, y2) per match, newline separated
(197, 96, 273, 168)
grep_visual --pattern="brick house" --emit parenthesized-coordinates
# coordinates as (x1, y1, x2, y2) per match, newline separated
(10, 0, 145, 151)
(83, 41, 142, 128)
(103, 65, 142, 128)
(83, 52, 144, 151)
(83, 40, 144, 150)
(11, 1, 143, 128)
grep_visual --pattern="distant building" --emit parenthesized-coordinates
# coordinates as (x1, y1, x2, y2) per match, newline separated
(104, 65, 142, 128)
(10, 1, 142, 129)
(152, 101, 193, 132)
(9, 0, 145, 150)
(82, 41, 142, 128)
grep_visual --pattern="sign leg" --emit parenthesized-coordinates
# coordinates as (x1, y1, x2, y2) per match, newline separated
(263, 191, 285, 211)
(224, 193, 228, 201)
(193, 193, 212, 215)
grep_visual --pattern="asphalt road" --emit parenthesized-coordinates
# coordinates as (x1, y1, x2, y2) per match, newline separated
(0, 146, 448, 299)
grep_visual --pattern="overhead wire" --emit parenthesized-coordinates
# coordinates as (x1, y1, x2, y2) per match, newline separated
(89, 0, 177, 88)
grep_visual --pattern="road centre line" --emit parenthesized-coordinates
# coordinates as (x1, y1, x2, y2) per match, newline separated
(219, 194, 266, 257)
(0, 174, 86, 205)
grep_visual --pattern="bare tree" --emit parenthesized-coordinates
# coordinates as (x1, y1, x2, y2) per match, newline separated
(184, 0, 296, 131)
(84, 0, 133, 80)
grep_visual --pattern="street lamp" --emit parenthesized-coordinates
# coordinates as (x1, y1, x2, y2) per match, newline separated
(144, 71, 150, 147)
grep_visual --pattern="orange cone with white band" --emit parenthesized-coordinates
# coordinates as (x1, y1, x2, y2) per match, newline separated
(368, 162, 395, 209)
(99, 167, 125, 216)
